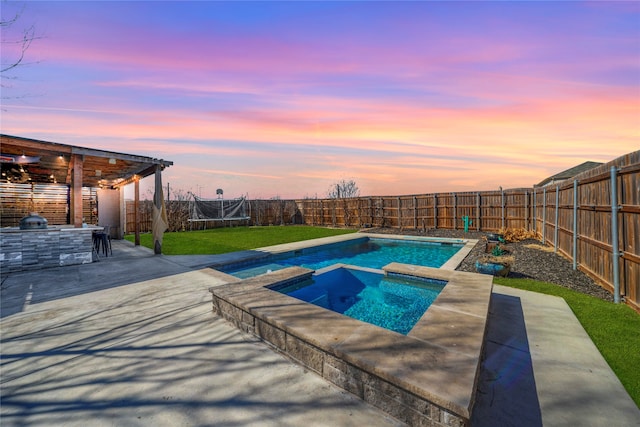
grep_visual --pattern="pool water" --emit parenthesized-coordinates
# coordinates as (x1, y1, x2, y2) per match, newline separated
(273, 268, 446, 335)
(224, 238, 462, 279)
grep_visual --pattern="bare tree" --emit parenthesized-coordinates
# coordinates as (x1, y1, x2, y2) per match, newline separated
(1, 2, 41, 100)
(326, 179, 360, 228)
(166, 188, 190, 232)
(327, 179, 360, 199)
(251, 199, 266, 226)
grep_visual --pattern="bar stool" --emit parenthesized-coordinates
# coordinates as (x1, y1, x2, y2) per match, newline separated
(93, 225, 112, 257)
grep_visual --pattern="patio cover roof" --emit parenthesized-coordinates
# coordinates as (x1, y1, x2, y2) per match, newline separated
(1, 134, 173, 188)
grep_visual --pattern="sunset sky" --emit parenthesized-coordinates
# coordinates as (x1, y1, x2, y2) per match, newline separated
(2, 1, 638, 199)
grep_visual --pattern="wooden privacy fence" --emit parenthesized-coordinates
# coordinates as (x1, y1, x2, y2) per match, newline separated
(124, 200, 190, 233)
(123, 199, 303, 233)
(247, 199, 302, 226)
(531, 152, 639, 311)
(296, 190, 533, 231)
(123, 191, 535, 233)
(124, 200, 153, 234)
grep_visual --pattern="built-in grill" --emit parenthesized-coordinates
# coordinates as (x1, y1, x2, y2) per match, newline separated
(19, 213, 48, 230)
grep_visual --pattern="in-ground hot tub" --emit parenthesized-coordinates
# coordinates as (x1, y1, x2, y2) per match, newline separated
(210, 262, 493, 426)
(272, 265, 447, 335)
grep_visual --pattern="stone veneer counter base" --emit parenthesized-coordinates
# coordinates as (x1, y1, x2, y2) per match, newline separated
(0, 226, 102, 272)
(209, 263, 493, 426)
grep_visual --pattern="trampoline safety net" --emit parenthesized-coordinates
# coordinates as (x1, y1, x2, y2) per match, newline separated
(191, 196, 249, 220)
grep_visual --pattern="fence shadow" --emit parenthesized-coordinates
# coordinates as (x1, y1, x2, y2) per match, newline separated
(471, 292, 542, 426)
(1, 276, 393, 426)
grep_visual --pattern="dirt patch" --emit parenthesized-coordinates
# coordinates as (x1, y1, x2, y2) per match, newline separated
(523, 243, 555, 252)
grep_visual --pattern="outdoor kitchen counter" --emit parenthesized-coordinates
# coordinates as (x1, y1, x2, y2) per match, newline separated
(0, 226, 102, 272)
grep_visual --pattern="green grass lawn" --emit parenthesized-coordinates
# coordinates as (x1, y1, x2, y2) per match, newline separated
(494, 277, 640, 408)
(124, 226, 358, 255)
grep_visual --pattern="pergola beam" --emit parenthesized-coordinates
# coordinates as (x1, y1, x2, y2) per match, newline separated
(113, 164, 167, 188)
(71, 146, 173, 166)
(3, 138, 73, 155)
(1, 134, 173, 189)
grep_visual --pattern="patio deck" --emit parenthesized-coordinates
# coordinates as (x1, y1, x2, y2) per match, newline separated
(1, 238, 638, 426)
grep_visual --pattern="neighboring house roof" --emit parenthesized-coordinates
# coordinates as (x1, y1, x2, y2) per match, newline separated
(535, 161, 603, 187)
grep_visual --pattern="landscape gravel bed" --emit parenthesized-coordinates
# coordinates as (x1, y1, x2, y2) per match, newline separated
(362, 227, 613, 302)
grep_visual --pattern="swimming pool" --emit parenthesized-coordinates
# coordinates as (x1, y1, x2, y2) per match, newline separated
(272, 267, 446, 334)
(222, 237, 463, 279)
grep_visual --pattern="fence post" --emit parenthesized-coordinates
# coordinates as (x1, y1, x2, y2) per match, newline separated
(332, 200, 336, 227)
(524, 191, 529, 231)
(542, 187, 547, 244)
(413, 196, 417, 229)
(533, 189, 537, 233)
(554, 186, 559, 253)
(434, 194, 438, 229)
(453, 193, 457, 230)
(610, 166, 621, 304)
(397, 197, 401, 229)
(476, 192, 481, 231)
(501, 188, 505, 230)
(573, 180, 578, 270)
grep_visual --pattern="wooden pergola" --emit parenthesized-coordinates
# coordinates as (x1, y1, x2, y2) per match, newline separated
(0, 134, 173, 252)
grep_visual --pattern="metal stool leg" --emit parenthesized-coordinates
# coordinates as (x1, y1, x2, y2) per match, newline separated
(100, 234, 109, 257)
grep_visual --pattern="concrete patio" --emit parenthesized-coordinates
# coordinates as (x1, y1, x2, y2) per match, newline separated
(1, 238, 638, 426)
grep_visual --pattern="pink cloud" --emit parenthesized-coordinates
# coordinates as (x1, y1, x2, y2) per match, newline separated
(5, 2, 637, 199)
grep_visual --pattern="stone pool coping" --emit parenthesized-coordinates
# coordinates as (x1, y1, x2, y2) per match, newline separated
(209, 261, 493, 426)
(208, 232, 478, 273)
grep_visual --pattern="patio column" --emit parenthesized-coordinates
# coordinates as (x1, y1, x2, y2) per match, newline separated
(71, 154, 83, 228)
(134, 176, 140, 246)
